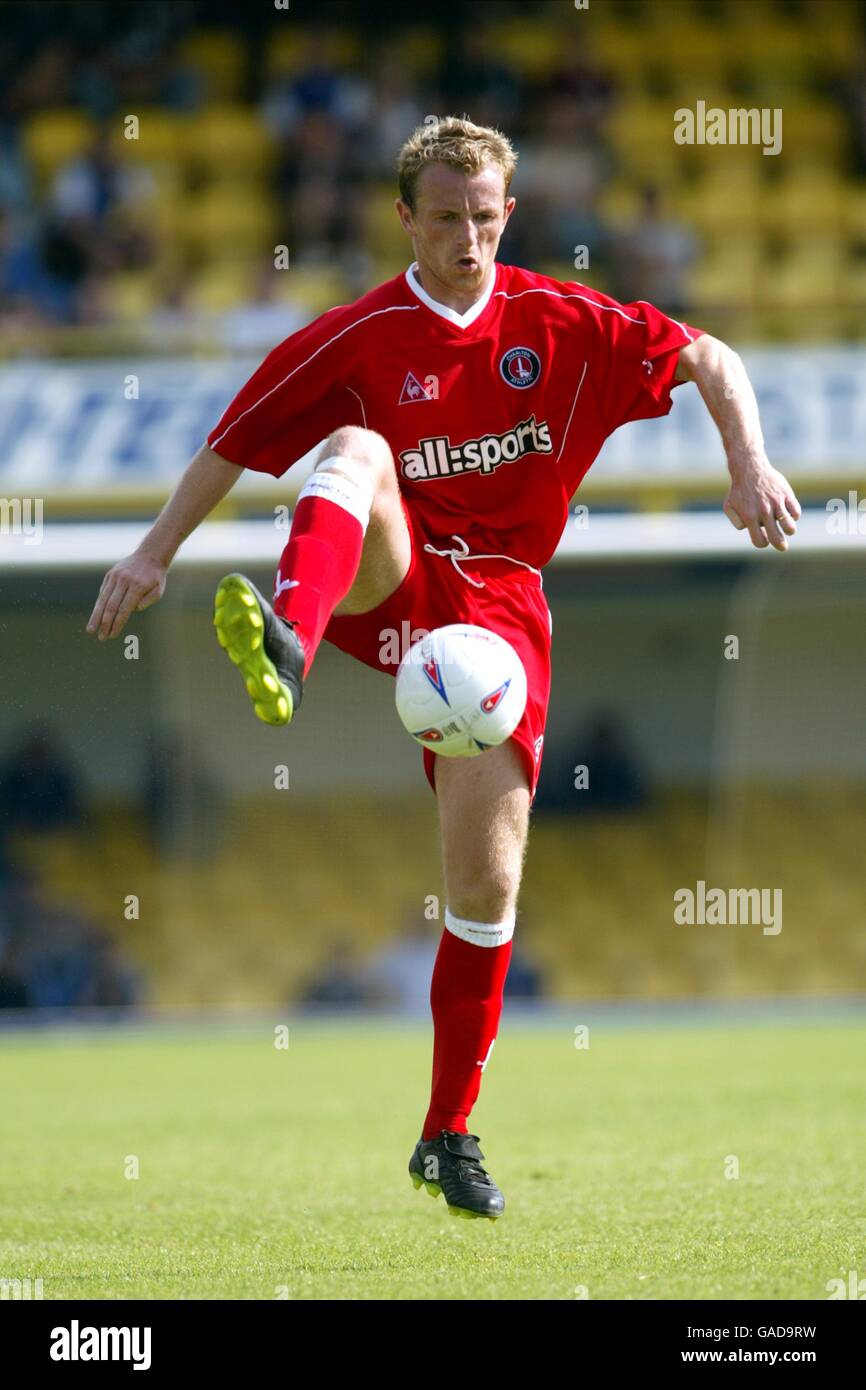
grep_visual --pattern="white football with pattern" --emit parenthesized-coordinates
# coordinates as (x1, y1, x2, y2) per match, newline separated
(395, 624, 528, 757)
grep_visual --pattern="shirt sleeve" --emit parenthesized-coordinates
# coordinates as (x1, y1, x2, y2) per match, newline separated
(589, 291, 707, 436)
(206, 308, 360, 477)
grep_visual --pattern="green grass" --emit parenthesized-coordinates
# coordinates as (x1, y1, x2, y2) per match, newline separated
(1, 1015, 864, 1299)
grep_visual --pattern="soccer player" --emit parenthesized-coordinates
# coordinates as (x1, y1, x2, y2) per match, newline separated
(87, 116, 801, 1220)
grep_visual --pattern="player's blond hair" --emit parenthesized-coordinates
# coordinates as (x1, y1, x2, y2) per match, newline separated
(396, 115, 517, 212)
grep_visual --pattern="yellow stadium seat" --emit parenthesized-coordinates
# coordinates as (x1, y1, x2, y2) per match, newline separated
(21, 108, 96, 182)
(187, 262, 255, 313)
(758, 240, 842, 309)
(328, 31, 363, 67)
(732, 23, 813, 87)
(263, 27, 307, 80)
(775, 103, 848, 164)
(680, 166, 763, 237)
(587, 27, 652, 86)
(716, 0, 783, 24)
(604, 99, 694, 185)
(843, 185, 866, 241)
(280, 267, 350, 315)
(392, 27, 445, 79)
(597, 179, 643, 223)
(607, 99, 676, 147)
(104, 270, 160, 321)
(177, 30, 247, 101)
(486, 20, 562, 78)
(364, 183, 409, 259)
(844, 261, 866, 307)
(108, 109, 184, 165)
(178, 187, 277, 261)
(685, 246, 759, 314)
(263, 25, 361, 80)
(757, 171, 845, 236)
(793, 1, 861, 74)
(180, 105, 274, 178)
(652, 23, 730, 83)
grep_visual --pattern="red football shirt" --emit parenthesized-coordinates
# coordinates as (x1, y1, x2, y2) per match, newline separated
(207, 261, 705, 570)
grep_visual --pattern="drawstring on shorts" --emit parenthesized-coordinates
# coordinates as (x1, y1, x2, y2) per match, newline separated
(422, 534, 542, 590)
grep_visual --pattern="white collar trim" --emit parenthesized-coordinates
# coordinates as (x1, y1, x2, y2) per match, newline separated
(405, 261, 496, 329)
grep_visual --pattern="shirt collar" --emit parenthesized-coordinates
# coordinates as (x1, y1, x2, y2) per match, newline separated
(405, 261, 497, 329)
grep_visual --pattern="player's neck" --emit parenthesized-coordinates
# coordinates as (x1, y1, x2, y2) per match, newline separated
(411, 259, 495, 317)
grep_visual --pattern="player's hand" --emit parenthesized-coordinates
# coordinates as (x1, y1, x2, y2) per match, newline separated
(86, 552, 167, 641)
(723, 460, 801, 551)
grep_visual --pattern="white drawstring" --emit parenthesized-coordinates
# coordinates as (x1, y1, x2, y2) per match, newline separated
(422, 534, 542, 589)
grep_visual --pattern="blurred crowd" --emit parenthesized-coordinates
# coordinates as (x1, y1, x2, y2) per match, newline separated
(0, 0, 707, 346)
(0, 721, 229, 1012)
(0, 729, 141, 1010)
(298, 910, 546, 1012)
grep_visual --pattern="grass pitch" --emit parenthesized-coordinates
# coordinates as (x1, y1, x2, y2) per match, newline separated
(1, 1011, 863, 1300)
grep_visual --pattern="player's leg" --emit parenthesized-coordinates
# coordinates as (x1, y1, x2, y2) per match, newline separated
(274, 424, 411, 660)
(435, 737, 530, 926)
(214, 426, 410, 724)
(409, 738, 530, 1218)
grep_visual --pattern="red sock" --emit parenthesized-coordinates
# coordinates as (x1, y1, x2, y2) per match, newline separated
(272, 493, 365, 678)
(422, 922, 513, 1140)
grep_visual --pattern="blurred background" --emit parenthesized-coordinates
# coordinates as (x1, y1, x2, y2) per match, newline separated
(1, 0, 865, 1016)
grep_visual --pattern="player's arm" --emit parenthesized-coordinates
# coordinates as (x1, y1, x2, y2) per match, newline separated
(675, 334, 801, 551)
(86, 443, 243, 641)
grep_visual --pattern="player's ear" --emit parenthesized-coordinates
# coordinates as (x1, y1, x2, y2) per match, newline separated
(502, 195, 516, 225)
(395, 198, 415, 235)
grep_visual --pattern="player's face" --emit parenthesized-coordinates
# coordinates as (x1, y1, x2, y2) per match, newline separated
(396, 163, 515, 307)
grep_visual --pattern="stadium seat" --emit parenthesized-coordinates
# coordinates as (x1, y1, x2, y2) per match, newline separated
(21, 109, 96, 184)
(793, 1, 862, 76)
(774, 103, 848, 164)
(275, 266, 350, 314)
(584, 25, 648, 88)
(23, 780, 866, 1003)
(180, 105, 275, 179)
(392, 27, 444, 79)
(177, 29, 248, 102)
(685, 238, 760, 312)
(107, 109, 184, 166)
(187, 262, 258, 313)
(649, 23, 731, 85)
(103, 270, 161, 322)
(731, 23, 814, 89)
(756, 171, 845, 236)
(678, 167, 763, 237)
(262, 27, 308, 80)
(758, 238, 843, 310)
(263, 26, 362, 81)
(178, 187, 277, 262)
(842, 184, 866, 241)
(486, 20, 563, 79)
(364, 182, 411, 259)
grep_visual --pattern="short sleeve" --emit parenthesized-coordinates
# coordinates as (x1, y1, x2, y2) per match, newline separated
(592, 293, 706, 436)
(206, 309, 360, 478)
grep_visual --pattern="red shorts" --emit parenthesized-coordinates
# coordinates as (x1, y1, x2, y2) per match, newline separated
(323, 496, 552, 802)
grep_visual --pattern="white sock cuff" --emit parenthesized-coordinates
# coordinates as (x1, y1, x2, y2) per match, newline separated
(298, 455, 375, 533)
(444, 906, 516, 948)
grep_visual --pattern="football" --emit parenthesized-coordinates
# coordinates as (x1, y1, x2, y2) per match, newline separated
(395, 624, 528, 757)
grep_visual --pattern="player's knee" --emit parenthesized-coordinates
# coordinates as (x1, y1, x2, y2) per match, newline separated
(448, 871, 518, 926)
(299, 434, 381, 534)
(310, 428, 396, 531)
(318, 426, 393, 480)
